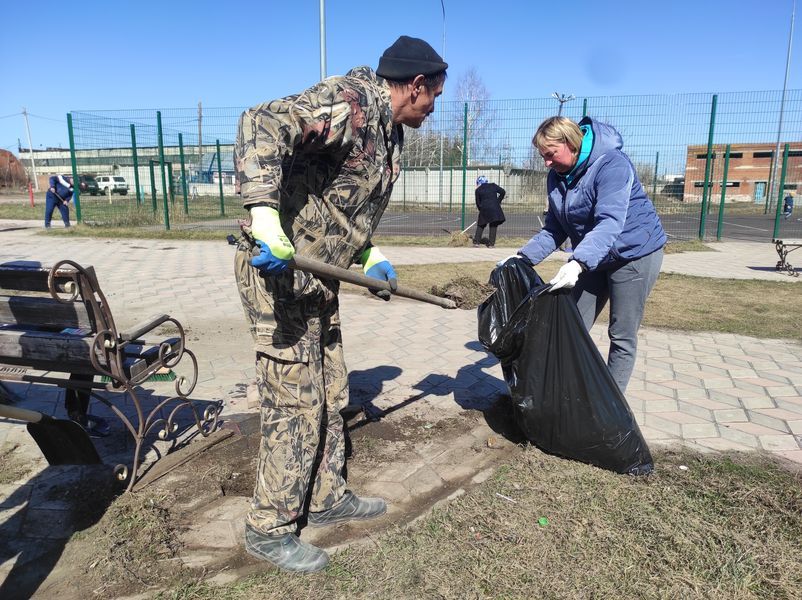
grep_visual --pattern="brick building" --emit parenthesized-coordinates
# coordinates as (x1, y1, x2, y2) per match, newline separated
(683, 142, 801, 204)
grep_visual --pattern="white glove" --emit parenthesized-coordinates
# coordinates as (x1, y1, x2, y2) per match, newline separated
(496, 254, 520, 267)
(549, 260, 584, 291)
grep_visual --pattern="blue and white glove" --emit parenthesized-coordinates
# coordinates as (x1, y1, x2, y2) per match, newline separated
(361, 246, 397, 301)
(549, 260, 584, 291)
(250, 206, 295, 275)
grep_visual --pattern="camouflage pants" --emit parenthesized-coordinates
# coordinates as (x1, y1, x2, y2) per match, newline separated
(235, 245, 349, 536)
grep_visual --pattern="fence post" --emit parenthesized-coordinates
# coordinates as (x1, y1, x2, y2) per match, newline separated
(66, 113, 82, 223)
(130, 124, 142, 207)
(652, 151, 659, 198)
(156, 111, 170, 230)
(461, 102, 468, 230)
(772, 143, 790, 240)
(698, 94, 718, 240)
(449, 160, 453, 212)
(179, 133, 189, 214)
(582, 99, 588, 117)
(149, 160, 157, 212)
(402, 161, 406, 211)
(216, 139, 225, 216)
(715, 145, 731, 241)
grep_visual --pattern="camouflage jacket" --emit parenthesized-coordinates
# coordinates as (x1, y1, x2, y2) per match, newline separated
(235, 66, 403, 270)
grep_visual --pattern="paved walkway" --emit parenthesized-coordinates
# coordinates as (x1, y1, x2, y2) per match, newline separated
(0, 220, 801, 595)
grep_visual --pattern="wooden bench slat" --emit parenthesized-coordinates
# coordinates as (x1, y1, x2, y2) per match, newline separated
(0, 296, 93, 331)
(0, 262, 78, 294)
(0, 330, 180, 378)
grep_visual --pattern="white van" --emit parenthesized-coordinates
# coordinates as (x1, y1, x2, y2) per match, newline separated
(96, 175, 129, 195)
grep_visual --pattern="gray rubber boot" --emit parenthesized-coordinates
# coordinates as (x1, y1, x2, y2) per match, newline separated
(307, 491, 387, 527)
(244, 525, 329, 573)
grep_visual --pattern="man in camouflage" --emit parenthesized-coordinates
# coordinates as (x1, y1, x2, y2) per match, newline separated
(234, 36, 447, 573)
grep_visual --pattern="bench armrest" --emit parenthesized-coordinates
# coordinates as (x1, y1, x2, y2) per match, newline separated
(119, 314, 171, 343)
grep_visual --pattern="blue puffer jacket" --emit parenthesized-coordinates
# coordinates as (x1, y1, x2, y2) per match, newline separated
(520, 117, 666, 271)
(46, 175, 74, 204)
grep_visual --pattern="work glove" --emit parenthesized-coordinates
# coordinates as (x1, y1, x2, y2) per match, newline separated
(496, 254, 519, 267)
(549, 260, 584, 292)
(249, 206, 295, 275)
(361, 246, 397, 301)
(496, 254, 533, 268)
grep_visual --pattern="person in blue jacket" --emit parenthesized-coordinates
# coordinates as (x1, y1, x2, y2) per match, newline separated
(44, 174, 76, 228)
(504, 116, 666, 393)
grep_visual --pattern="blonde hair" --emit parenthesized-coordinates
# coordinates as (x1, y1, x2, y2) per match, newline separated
(533, 116, 584, 154)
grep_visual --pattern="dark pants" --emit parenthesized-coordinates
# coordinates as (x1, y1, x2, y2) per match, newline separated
(473, 224, 498, 247)
(65, 373, 93, 420)
(44, 196, 70, 228)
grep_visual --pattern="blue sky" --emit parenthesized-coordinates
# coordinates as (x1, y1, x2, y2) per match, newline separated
(1, 0, 799, 150)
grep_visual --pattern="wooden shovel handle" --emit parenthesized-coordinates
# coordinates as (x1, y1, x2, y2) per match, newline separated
(290, 255, 456, 310)
(0, 403, 46, 424)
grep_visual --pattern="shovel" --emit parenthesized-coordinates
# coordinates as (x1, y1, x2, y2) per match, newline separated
(0, 404, 101, 465)
(290, 255, 457, 309)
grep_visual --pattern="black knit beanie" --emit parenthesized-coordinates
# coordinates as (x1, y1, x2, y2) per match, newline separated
(376, 36, 448, 80)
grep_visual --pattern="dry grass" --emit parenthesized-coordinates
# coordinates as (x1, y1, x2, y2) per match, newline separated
(380, 261, 802, 341)
(71, 491, 190, 594)
(159, 448, 802, 600)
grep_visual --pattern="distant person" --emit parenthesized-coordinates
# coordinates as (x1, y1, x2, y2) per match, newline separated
(783, 193, 794, 220)
(501, 116, 667, 394)
(472, 176, 506, 248)
(44, 174, 80, 229)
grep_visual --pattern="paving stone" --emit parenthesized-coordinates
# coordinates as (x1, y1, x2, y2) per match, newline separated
(718, 426, 760, 448)
(402, 464, 445, 496)
(693, 437, 754, 453)
(680, 423, 720, 439)
(758, 435, 801, 452)
(713, 408, 749, 423)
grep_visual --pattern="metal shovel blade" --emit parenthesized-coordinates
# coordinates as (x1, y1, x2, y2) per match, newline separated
(0, 404, 101, 465)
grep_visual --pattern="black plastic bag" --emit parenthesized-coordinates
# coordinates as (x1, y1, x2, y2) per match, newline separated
(478, 258, 653, 475)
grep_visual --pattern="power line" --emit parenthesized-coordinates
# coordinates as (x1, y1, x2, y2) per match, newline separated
(27, 113, 66, 123)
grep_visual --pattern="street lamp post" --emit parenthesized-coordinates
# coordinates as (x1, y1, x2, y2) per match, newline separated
(319, 0, 327, 80)
(768, 0, 796, 211)
(439, 0, 446, 208)
(552, 92, 575, 116)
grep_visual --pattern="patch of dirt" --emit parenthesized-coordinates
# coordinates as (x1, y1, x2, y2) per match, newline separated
(0, 443, 35, 484)
(44, 395, 514, 598)
(430, 275, 496, 309)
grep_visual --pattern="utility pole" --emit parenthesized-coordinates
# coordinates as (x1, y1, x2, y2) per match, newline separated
(438, 0, 446, 208)
(768, 0, 796, 210)
(197, 101, 203, 177)
(21, 108, 39, 191)
(552, 93, 575, 116)
(319, 0, 327, 80)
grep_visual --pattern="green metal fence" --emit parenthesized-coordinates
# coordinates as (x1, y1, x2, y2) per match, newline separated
(66, 89, 802, 242)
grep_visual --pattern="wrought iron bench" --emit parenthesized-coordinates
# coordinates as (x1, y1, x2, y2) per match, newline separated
(773, 239, 802, 277)
(0, 259, 221, 491)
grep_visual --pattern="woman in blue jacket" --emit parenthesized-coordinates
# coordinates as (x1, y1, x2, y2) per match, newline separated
(510, 116, 666, 393)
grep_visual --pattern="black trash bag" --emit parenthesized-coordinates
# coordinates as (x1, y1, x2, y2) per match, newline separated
(478, 257, 653, 475)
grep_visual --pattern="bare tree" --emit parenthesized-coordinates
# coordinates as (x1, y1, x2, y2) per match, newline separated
(452, 68, 496, 164)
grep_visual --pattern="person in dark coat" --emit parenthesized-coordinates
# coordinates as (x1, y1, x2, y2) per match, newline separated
(44, 174, 74, 228)
(783, 194, 794, 220)
(473, 176, 506, 247)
